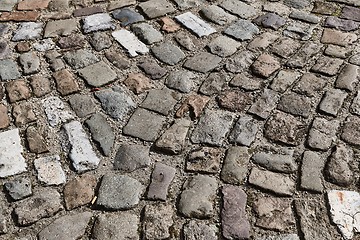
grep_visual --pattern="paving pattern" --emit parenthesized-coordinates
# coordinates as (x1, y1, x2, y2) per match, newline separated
(0, 0, 360, 239)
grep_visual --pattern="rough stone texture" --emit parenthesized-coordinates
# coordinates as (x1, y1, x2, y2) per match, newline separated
(166, 70, 195, 93)
(200, 72, 227, 95)
(325, 16, 359, 32)
(138, 60, 167, 79)
(156, 119, 191, 154)
(248, 89, 280, 119)
(113, 144, 150, 172)
(175, 12, 216, 37)
(79, 61, 117, 87)
(0, 59, 21, 80)
(174, 31, 195, 50)
(147, 162, 176, 200)
(64, 49, 99, 70)
(0, 129, 27, 178)
(249, 168, 295, 196)
(14, 189, 63, 226)
(226, 50, 256, 73)
(132, 23, 163, 44)
(124, 73, 153, 94)
(85, 113, 114, 156)
(191, 109, 235, 146)
(286, 42, 322, 68)
(95, 87, 136, 121)
(176, 94, 210, 119)
(283, 23, 315, 41)
(270, 70, 301, 93)
(341, 6, 360, 22)
(34, 155, 66, 186)
(335, 64, 359, 91)
(179, 175, 217, 218)
(63, 121, 101, 172)
(208, 36, 240, 57)
(112, 8, 144, 27)
(253, 197, 295, 231)
(30, 75, 51, 97)
(112, 30, 149, 57)
(139, 0, 176, 19)
(307, 117, 339, 151)
(311, 56, 344, 76)
(92, 213, 139, 240)
(12, 103, 36, 126)
(351, 91, 360, 115)
(42, 96, 74, 127)
(252, 54, 281, 78)
(248, 32, 279, 51)
(184, 52, 221, 73)
(224, 19, 259, 41)
(186, 147, 222, 174)
(326, 144, 354, 187)
(96, 174, 143, 210)
(38, 212, 92, 240)
(143, 204, 174, 239)
(83, 13, 115, 33)
(300, 151, 324, 192)
(141, 88, 179, 115)
(221, 146, 249, 185)
(321, 28, 357, 47)
(53, 69, 79, 96)
(69, 94, 96, 118)
(252, 148, 296, 173)
(277, 92, 313, 118)
(183, 220, 218, 240)
(217, 90, 252, 112)
(12, 22, 43, 41)
(342, 116, 360, 146)
(105, 50, 131, 69)
(43, 19, 77, 38)
(292, 73, 327, 97)
(4, 178, 32, 201)
(89, 32, 112, 51)
(63, 174, 97, 210)
(200, 5, 236, 25)
(254, 13, 286, 30)
(123, 108, 166, 141)
(318, 89, 347, 116)
(271, 37, 301, 59)
(220, 0, 257, 19)
(229, 116, 259, 146)
(326, 45, 352, 59)
(221, 185, 250, 239)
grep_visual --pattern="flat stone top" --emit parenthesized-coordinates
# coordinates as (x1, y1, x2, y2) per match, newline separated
(0, 0, 359, 239)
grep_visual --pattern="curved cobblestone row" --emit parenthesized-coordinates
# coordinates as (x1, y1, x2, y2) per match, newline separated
(0, 0, 360, 239)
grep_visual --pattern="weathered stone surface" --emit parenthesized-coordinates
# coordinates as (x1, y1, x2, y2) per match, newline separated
(271, 37, 302, 59)
(141, 88, 179, 115)
(14, 189, 63, 226)
(160, 17, 180, 33)
(283, 23, 314, 41)
(42, 96, 74, 127)
(270, 70, 301, 93)
(89, 32, 112, 51)
(175, 12, 216, 37)
(0, 0, 17, 11)
(85, 113, 114, 156)
(69, 94, 96, 118)
(83, 13, 115, 33)
(248, 32, 279, 51)
(64, 49, 99, 69)
(200, 72, 227, 95)
(156, 119, 191, 154)
(174, 31, 195, 50)
(264, 111, 305, 146)
(79, 61, 117, 87)
(252, 148, 296, 173)
(183, 221, 218, 240)
(43, 19, 77, 38)
(300, 151, 324, 192)
(184, 52, 221, 73)
(326, 144, 354, 187)
(312, 1, 337, 15)
(290, 10, 320, 23)
(176, 95, 210, 119)
(73, 6, 103, 17)
(254, 13, 286, 30)
(200, 5, 236, 25)
(318, 89, 347, 116)
(220, 0, 257, 19)
(325, 16, 359, 32)
(341, 6, 360, 22)
(0, 59, 21, 80)
(292, 73, 327, 97)
(253, 197, 295, 231)
(248, 89, 280, 119)
(113, 144, 150, 172)
(191, 109, 235, 146)
(92, 213, 139, 240)
(321, 28, 357, 47)
(108, 0, 136, 10)
(124, 73, 153, 94)
(147, 163, 176, 201)
(251, 54, 281, 78)
(295, 199, 333, 240)
(217, 90, 252, 112)
(105, 50, 131, 69)
(53, 69, 79, 95)
(18, 52, 40, 75)
(328, 190, 360, 240)
(152, 42, 185, 65)
(166, 70, 195, 93)
(226, 50, 256, 73)
(224, 19, 259, 41)
(4, 178, 32, 201)
(0, 104, 9, 129)
(307, 117, 340, 151)
(6, 80, 32, 103)
(186, 147, 222, 174)
(284, 0, 310, 9)
(335, 64, 359, 91)
(277, 92, 313, 118)
(64, 174, 97, 210)
(249, 168, 295, 196)
(221, 146, 249, 185)
(0, 129, 27, 178)
(179, 175, 217, 218)
(123, 108, 166, 141)
(38, 212, 92, 240)
(143, 204, 174, 239)
(311, 56, 344, 76)
(112, 8, 144, 27)
(63, 121, 100, 172)
(139, 0, 176, 19)
(55, 35, 85, 50)
(286, 42, 322, 68)
(0, 11, 40, 22)
(138, 60, 167, 79)
(221, 185, 250, 239)
(325, 45, 352, 59)
(229, 116, 259, 146)
(34, 155, 66, 185)
(351, 91, 360, 115)
(132, 23, 163, 44)
(96, 174, 143, 210)
(95, 87, 136, 121)
(207, 36, 240, 57)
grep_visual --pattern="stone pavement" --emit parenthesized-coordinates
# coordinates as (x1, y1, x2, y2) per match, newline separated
(0, 0, 360, 239)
